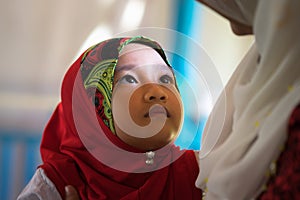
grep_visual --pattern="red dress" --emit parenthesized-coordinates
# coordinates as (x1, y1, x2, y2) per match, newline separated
(258, 103, 300, 199)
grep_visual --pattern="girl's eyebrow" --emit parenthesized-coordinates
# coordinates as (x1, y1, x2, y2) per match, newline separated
(115, 64, 171, 73)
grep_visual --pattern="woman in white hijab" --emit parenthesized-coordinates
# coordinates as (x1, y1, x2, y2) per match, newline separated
(195, 0, 300, 199)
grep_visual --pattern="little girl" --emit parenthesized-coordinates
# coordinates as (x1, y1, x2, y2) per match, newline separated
(18, 36, 202, 199)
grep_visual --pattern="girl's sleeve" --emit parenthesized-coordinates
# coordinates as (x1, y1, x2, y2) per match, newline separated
(17, 168, 62, 200)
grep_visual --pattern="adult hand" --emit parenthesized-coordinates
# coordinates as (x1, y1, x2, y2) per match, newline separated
(65, 185, 80, 200)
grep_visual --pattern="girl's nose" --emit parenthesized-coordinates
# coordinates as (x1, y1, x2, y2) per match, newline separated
(144, 84, 168, 103)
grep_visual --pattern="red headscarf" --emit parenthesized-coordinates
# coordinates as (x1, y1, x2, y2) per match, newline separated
(39, 36, 201, 199)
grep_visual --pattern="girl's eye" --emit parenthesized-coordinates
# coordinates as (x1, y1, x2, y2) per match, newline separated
(159, 75, 174, 84)
(119, 74, 138, 84)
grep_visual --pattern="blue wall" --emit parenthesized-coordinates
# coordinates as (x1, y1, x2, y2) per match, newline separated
(0, 130, 41, 200)
(172, 0, 205, 150)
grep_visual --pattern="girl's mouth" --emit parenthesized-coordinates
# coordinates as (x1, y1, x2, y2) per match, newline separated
(144, 105, 170, 118)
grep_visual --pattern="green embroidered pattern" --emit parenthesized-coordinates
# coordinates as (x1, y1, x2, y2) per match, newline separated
(83, 59, 117, 133)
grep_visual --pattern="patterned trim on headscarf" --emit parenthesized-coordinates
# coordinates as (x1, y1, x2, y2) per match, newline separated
(80, 37, 122, 134)
(83, 59, 117, 132)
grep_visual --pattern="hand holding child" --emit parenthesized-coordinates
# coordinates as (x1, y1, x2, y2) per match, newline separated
(65, 186, 79, 200)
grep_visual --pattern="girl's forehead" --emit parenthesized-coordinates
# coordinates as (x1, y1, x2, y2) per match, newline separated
(117, 43, 169, 69)
(114, 42, 176, 82)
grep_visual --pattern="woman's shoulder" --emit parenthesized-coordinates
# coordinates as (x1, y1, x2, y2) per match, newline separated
(17, 168, 62, 200)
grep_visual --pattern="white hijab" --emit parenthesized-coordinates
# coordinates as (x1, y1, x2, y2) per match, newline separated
(196, 0, 300, 199)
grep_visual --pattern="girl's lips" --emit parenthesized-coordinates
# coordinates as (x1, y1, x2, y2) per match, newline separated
(144, 105, 170, 118)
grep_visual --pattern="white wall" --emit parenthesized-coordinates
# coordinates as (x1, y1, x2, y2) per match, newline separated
(199, 4, 254, 85)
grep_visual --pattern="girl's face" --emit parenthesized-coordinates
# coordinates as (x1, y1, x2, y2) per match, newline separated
(112, 43, 183, 151)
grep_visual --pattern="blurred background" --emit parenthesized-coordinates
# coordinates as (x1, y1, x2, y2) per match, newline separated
(0, 0, 253, 199)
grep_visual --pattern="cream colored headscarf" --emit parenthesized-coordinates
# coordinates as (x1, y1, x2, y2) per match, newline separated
(196, 0, 300, 199)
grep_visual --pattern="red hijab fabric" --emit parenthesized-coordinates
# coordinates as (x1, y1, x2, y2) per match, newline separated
(39, 37, 201, 199)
